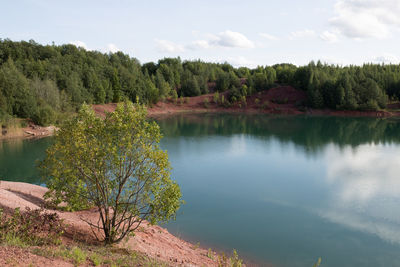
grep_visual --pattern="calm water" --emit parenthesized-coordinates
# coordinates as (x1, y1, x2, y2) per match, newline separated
(2, 114, 400, 266)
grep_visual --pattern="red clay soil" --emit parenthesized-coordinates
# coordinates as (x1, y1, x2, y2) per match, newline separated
(93, 86, 308, 117)
(0, 181, 222, 267)
(94, 86, 319, 117)
(0, 246, 73, 267)
(144, 85, 400, 118)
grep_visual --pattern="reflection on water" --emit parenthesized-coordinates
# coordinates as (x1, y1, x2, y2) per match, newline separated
(321, 144, 400, 245)
(3, 114, 400, 266)
(157, 114, 400, 267)
(0, 137, 53, 184)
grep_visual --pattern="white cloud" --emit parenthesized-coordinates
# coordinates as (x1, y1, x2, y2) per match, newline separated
(289, 29, 315, 40)
(186, 40, 210, 50)
(155, 39, 185, 53)
(105, 43, 120, 53)
(226, 56, 257, 68)
(259, 33, 279, 41)
(211, 30, 254, 48)
(156, 30, 254, 53)
(374, 54, 400, 64)
(320, 31, 339, 43)
(69, 40, 88, 50)
(330, 0, 400, 39)
(69, 41, 121, 54)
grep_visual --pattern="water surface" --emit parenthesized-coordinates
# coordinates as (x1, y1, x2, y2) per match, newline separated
(2, 114, 400, 267)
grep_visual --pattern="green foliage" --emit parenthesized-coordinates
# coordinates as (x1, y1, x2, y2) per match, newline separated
(203, 97, 210, 108)
(0, 39, 399, 120)
(207, 248, 214, 259)
(71, 247, 87, 265)
(39, 101, 182, 244)
(32, 103, 56, 126)
(312, 257, 322, 267)
(216, 249, 243, 267)
(0, 207, 64, 246)
(33, 244, 166, 267)
(216, 72, 230, 92)
(261, 100, 270, 109)
(181, 70, 201, 97)
(213, 91, 220, 104)
(171, 89, 178, 104)
(250, 67, 276, 92)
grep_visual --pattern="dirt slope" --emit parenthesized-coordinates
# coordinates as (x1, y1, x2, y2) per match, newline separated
(0, 181, 220, 266)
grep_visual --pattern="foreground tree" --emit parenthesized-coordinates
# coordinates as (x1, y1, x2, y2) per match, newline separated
(40, 101, 182, 244)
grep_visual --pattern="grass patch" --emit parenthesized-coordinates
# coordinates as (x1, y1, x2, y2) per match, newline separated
(31, 244, 168, 267)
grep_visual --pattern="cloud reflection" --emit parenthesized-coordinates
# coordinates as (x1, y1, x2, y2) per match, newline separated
(320, 143, 400, 243)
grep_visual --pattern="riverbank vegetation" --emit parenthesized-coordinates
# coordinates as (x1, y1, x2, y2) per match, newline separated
(1, 39, 400, 126)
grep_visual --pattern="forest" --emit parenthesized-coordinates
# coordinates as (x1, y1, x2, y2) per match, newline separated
(1, 39, 400, 125)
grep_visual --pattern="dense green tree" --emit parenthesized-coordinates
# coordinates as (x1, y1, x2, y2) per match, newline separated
(181, 71, 201, 97)
(1, 39, 399, 122)
(0, 58, 37, 117)
(40, 102, 182, 244)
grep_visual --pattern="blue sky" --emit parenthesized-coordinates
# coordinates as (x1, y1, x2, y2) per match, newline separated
(2, 0, 400, 67)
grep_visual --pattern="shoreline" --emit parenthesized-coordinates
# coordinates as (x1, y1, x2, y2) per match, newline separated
(0, 181, 225, 266)
(2, 96, 400, 142)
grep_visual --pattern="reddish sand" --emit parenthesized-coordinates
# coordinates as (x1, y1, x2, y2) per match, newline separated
(0, 181, 222, 267)
(93, 86, 400, 118)
(0, 246, 74, 267)
(2, 86, 398, 141)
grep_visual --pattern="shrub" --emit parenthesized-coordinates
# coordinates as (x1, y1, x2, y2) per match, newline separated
(32, 105, 56, 126)
(203, 98, 209, 108)
(0, 207, 64, 246)
(40, 102, 182, 244)
(261, 101, 270, 109)
(213, 92, 220, 104)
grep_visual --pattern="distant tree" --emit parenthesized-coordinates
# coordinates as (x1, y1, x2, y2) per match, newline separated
(40, 102, 182, 244)
(0, 58, 37, 118)
(181, 74, 201, 97)
(216, 72, 230, 92)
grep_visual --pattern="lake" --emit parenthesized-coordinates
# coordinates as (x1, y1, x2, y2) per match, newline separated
(2, 114, 400, 267)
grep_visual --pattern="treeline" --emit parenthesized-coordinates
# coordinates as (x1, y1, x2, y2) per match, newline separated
(157, 114, 400, 152)
(1, 39, 400, 125)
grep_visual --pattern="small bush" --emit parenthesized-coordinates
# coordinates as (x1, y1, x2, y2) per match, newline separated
(213, 92, 220, 104)
(217, 249, 243, 267)
(261, 101, 270, 109)
(241, 96, 247, 108)
(313, 257, 322, 267)
(89, 253, 102, 266)
(32, 105, 56, 126)
(0, 207, 64, 246)
(71, 247, 87, 265)
(203, 98, 209, 108)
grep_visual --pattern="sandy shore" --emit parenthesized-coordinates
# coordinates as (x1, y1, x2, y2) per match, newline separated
(0, 181, 220, 267)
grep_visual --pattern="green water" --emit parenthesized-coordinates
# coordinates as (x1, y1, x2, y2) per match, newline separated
(3, 114, 400, 266)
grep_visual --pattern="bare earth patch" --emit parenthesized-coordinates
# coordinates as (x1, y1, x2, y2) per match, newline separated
(0, 246, 73, 267)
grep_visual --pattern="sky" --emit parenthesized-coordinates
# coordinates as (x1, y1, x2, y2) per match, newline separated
(1, 0, 400, 67)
